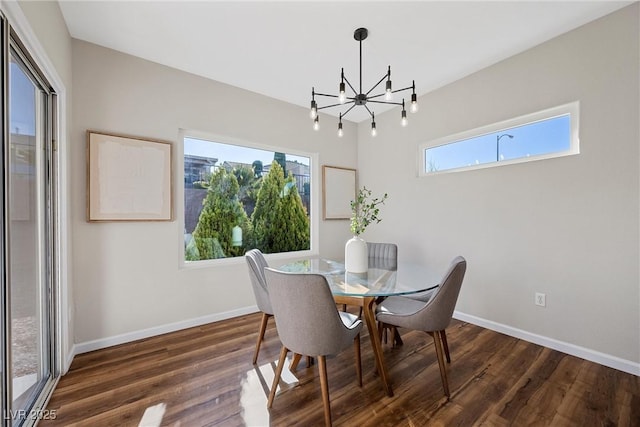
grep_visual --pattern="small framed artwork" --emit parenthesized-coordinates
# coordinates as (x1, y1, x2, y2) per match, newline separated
(322, 165, 356, 220)
(87, 130, 173, 222)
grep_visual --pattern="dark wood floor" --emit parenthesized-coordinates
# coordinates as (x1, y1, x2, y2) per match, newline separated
(42, 312, 639, 426)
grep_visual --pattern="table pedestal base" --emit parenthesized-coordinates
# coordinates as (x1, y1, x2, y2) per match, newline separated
(334, 295, 393, 397)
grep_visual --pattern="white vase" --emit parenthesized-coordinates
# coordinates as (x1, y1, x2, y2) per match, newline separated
(345, 236, 368, 273)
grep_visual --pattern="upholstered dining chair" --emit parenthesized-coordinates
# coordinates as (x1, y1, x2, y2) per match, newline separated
(366, 242, 401, 343)
(341, 242, 398, 315)
(404, 287, 451, 362)
(245, 249, 273, 364)
(367, 242, 398, 269)
(264, 268, 363, 427)
(376, 256, 466, 398)
(379, 289, 450, 353)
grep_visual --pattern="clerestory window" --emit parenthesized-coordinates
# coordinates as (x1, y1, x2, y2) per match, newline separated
(420, 102, 579, 175)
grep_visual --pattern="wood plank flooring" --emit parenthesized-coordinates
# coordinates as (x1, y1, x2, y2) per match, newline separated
(42, 313, 640, 426)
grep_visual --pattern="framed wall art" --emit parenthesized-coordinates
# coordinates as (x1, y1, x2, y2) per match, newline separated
(322, 165, 356, 220)
(87, 130, 172, 222)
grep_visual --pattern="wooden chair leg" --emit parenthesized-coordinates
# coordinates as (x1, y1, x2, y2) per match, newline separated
(377, 321, 385, 342)
(291, 354, 314, 371)
(268, 346, 289, 409)
(290, 353, 302, 371)
(391, 327, 403, 347)
(430, 332, 450, 398)
(440, 330, 451, 363)
(377, 322, 404, 348)
(253, 313, 270, 364)
(354, 335, 362, 387)
(318, 355, 332, 427)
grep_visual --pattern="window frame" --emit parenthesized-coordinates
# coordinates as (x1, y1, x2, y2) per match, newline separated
(418, 101, 580, 176)
(177, 129, 319, 269)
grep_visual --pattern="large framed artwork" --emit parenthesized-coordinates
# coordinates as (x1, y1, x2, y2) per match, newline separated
(322, 165, 356, 220)
(87, 130, 173, 222)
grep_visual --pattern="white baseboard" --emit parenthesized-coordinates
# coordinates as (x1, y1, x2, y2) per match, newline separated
(74, 306, 259, 355)
(454, 311, 640, 377)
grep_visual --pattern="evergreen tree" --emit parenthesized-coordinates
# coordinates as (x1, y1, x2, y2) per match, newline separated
(273, 180, 310, 252)
(192, 167, 251, 259)
(273, 152, 287, 176)
(252, 161, 310, 253)
(252, 160, 263, 178)
(233, 164, 261, 219)
(252, 161, 282, 252)
(233, 165, 257, 204)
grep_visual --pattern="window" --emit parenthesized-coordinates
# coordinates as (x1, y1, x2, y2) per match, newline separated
(420, 102, 579, 175)
(182, 135, 313, 263)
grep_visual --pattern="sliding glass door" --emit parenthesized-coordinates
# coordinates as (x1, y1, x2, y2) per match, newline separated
(1, 15, 58, 426)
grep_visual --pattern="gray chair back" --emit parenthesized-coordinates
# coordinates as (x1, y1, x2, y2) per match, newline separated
(378, 256, 466, 332)
(264, 268, 362, 356)
(367, 242, 398, 269)
(423, 256, 466, 331)
(245, 249, 273, 315)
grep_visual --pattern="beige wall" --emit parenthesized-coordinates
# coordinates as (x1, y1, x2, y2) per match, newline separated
(71, 40, 357, 345)
(357, 5, 639, 365)
(17, 1, 72, 85)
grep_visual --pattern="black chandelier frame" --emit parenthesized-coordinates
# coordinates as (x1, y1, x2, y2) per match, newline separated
(310, 27, 417, 136)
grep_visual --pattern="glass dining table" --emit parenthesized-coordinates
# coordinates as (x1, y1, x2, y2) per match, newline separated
(274, 257, 442, 397)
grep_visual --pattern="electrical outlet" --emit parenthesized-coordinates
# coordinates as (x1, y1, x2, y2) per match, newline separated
(535, 292, 546, 307)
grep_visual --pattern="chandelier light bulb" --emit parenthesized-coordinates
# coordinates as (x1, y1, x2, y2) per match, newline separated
(371, 121, 377, 137)
(338, 120, 343, 137)
(313, 116, 319, 131)
(385, 80, 392, 101)
(310, 100, 317, 119)
(410, 93, 418, 113)
(401, 109, 408, 127)
(338, 82, 346, 104)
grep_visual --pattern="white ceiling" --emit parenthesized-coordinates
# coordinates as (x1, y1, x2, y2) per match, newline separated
(58, 1, 632, 123)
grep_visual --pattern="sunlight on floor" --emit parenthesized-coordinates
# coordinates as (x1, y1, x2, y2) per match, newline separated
(138, 402, 166, 427)
(240, 356, 301, 426)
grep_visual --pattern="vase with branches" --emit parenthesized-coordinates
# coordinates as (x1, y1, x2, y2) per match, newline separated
(350, 187, 388, 236)
(345, 187, 388, 273)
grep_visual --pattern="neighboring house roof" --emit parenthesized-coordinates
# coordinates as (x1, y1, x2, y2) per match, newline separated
(263, 160, 309, 176)
(222, 161, 253, 171)
(185, 154, 218, 166)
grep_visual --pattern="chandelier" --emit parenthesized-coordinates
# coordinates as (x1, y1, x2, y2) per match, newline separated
(310, 27, 418, 137)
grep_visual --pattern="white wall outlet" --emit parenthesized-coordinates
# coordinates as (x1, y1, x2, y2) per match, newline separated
(535, 292, 546, 307)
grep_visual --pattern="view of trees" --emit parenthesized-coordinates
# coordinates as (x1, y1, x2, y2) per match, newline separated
(186, 159, 310, 261)
(252, 162, 310, 253)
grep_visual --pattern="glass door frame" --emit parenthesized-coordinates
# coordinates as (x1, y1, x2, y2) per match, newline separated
(1, 13, 60, 426)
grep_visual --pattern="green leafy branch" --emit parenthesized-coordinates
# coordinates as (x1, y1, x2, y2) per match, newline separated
(350, 186, 388, 236)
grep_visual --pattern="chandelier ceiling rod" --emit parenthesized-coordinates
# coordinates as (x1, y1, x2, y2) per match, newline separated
(310, 27, 418, 137)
